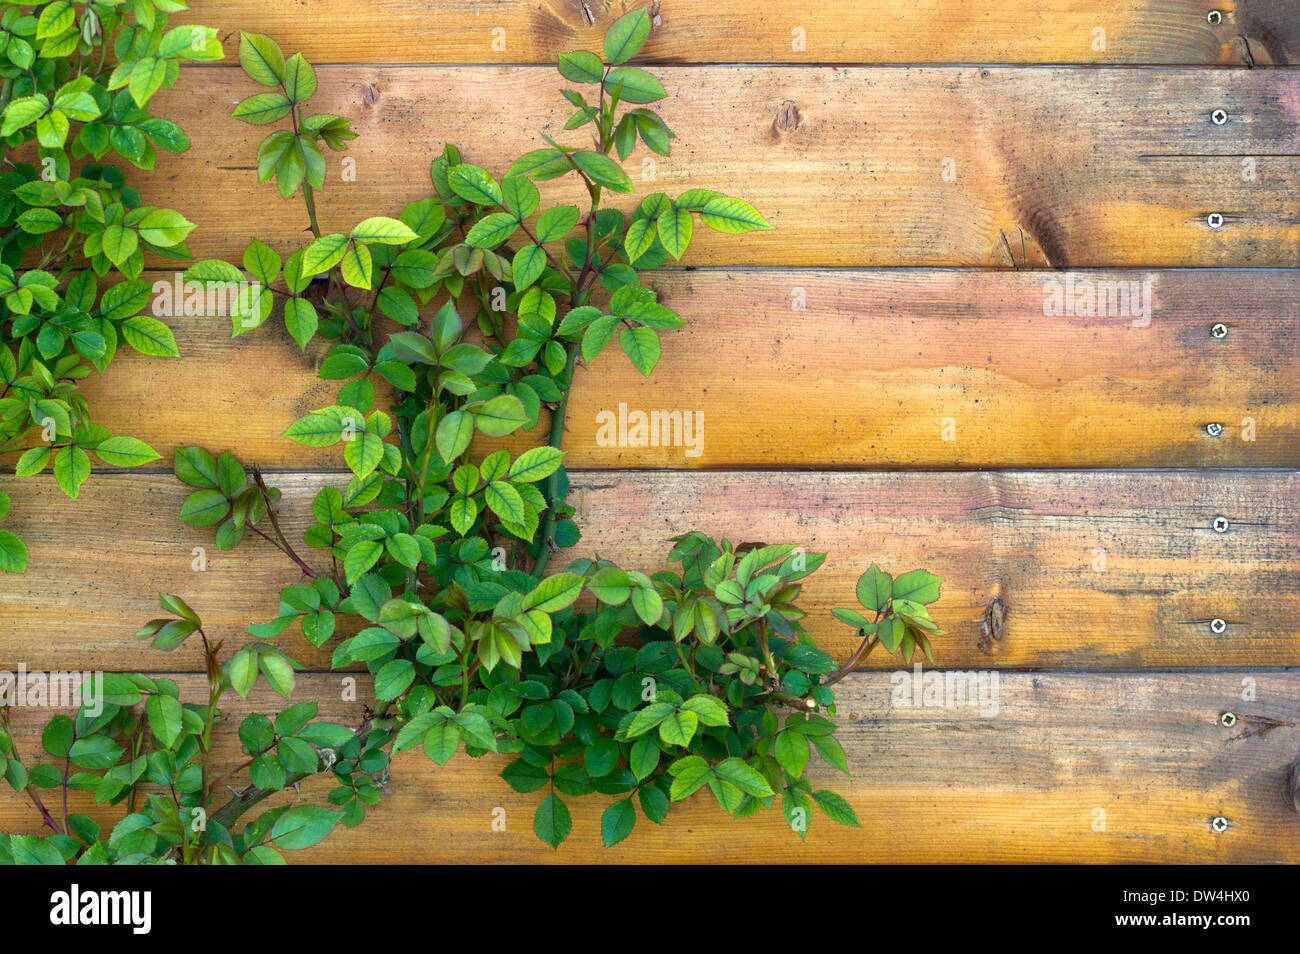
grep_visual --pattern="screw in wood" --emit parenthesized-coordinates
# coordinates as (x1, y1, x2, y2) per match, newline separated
(1210, 618, 1227, 634)
(1207, 213, 1225, 229)
(1210, 322, 1228, 338)
(1206, 422, 1223, 437)
(1211, 816, 1229, 832)
(1211, 109, 1228, 125)
(1220, 711, 1236, 727)
(1207, 11, 1222, 25)
(1212, 516, 1230, 533)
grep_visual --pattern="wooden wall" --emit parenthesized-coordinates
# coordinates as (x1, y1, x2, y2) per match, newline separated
(1, 0, 1297, 862)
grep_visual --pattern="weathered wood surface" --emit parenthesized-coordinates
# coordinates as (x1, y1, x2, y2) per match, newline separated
(2, 470, 1296, 671)
(142, 66, 1300, 267)
(0, 672, 1295, 862)
(49, 269, 1300, 470)
(172, 0, 1300, 66)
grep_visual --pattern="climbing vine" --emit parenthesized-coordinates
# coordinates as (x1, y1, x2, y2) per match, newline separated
(0, 5, 944, 862)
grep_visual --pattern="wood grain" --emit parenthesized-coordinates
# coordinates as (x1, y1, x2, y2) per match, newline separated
(53, 268, 1300, 470)
(140, 66, 1300, 267)
(1, 470, 1295, 671)
(171, 0, 1300, 66)
(1, 671, 1295, 862)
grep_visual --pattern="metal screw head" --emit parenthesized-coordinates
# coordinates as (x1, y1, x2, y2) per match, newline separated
(1206, 422, 1223, 437)
(1212, 516, 1229, 533)
(1210, 618, 1227, 634)
(1207, 212, 1225, 229)
(1211, 815, 1229, 832)
(1210, 322, 1228, 338)
(1220, 711, 1236, 727)
(1211, 109, 1228, 125)
(1207, 10, 1222, 25)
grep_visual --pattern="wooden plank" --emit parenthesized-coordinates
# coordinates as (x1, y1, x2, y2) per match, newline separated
(54, 268, 1300, 470)
(141, 66, 1300, 267)
(1, 470, 1296, 671)
(173, 0, 1300, 66)
(0, 671, 1295, 862)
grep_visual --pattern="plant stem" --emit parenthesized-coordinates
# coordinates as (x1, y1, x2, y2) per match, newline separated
(530, 340, 579, 577)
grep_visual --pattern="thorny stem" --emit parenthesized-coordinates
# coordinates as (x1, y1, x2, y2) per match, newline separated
(821, 610, 885, 689)
(251, 468, 319, 579)
(1, 712, 60, 832)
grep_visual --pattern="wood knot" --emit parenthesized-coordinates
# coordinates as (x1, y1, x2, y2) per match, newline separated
(361, 83, 380, 106)
(977, 597, 1005, 654)
(771, 100, 801, 138)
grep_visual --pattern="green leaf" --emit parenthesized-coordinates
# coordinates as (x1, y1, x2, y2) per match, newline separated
(775, 729, 810, 779)
(629, 737, 659, 782)
(173, 449, 219, 492)
(464, 212, 518, 249)
(535, 205, 580, 242)
(558, 50, 604, 84)
(137, 209, 196, 248)
(179, 490, 230, 526)
(101, 225, 138, 267)
(243, 240, 282, 286)
(374, 659, 415, 700)
(658, 710, 698, 747)
(533, 792, 572, 849)
(121, 316, 180, 357)
(856, 563, 892, 614)
(715, 758, 774, 798)
(601, 798, 636, 847)
(812, 789, 861, 827)
(145, 693, 183, 748)
(239, 33, 286, 86)
(232, 92, 294, 124)
(435, 410, 474, 463)
(92, 436, 160, 468)
(472, 395, 528, 437)
(681, 694, 729, 727)
(892, 569, 942, 605)
(619, 326, 661, 376)
(284, 298, 319, 350)
(606, 66, 666, 104)
(339, 242, 373, 289)
(448, 164, 502, 206)
(571, 151, 632, 193)
(344, 540, 383, 584)
(511, 245, 546, 292)
(284, 53, 317, 103)
(700, 195, 772, 233)
(484, 480, 525, 525)
(656, 206, 692, 258)
(301, 233, 349, 274)
(128, 57, 168, 108)
(525, 572, 584, 613)
(604, 7, 651, 64)
(507, 446, 564, 483)
(0, 531, 29, 574)
(270, 805, 340, 850)
(423, 723, 459, 765)
(351, 217, 418, 245)
(53, 446, 90, 499)
(1, 95, 48, 137)
(286, 413, 344, 447)
(36, 2, 75, 41)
